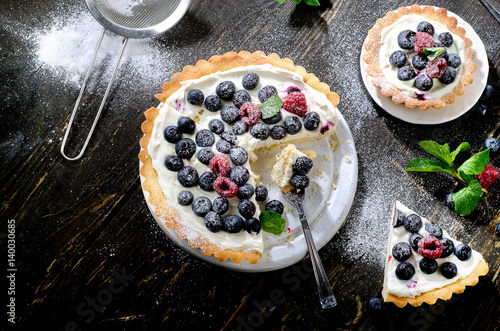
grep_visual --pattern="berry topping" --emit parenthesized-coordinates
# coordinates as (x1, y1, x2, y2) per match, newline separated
(220, 105, 240, 124)
(395, 262, 415, 281)
(438, 32, 453, 47)
(246, 217, 261, 235)
(204, 95, 221, 112)
(392, 242, 412, 262)
(265, 200, 284, 215)
(477, 104, 488, 116)
(397, 66, 417, 81)
(270, 125, 287, 140)
(414, 32, 434, 53)
(418, 236, 443, 260)
(209, 155, 231, 177)
(455, 243, 472, 261)
(199, 171, 217, 191)
(216, 81, 236, 100)
(425, 57, 447, 79)
(290, 174, 309, 189)
(242, 73, 260, 90)
(186, 89, 204, 106)
(393, 209, 405, 227)
(239, 102, 262, 126)
(287, 86, 301, 94)
(175, 138, 196, 159)
(389, 50, 408, 68)
(415, 74, 433, 91)
(293, 156, 314, 175)
(447, 53, 461, 68)
(441, 262, 458, 279)
(424, 223, 443, 239)
(417, 21, 435, 35)
(204, 211, 223, 233)
(367, 297, 383, 311)
(497, 222, 500, 235)
(475, 165, 498, 188)
(412, 53, 428, 70)
(232, 121, 248, 135)
(284, 116, 302, 135)
(163, 125, 181, 143)
(224, 215, 245, 233)
(229, 146, 248, 166)
(440, 238, 455, 258)
(177, 190, 194, 206)
(191, 196, 212, 217)
(250, 123, 270, 140)
(404, 214, 422, 233)
(319, 121, 335, 134)
(282, 92, 308, 117)
(232, 90, 251, 109)
(433, 42, 449, 61)
(220, 130, 237, 145)
(197, 148, 214, 165)
(262, 111, 282, 125)
(419, 257, 438, 274)
(409, 233, 423, 251)
(303, 112, 320, 131)
(484, 138, 500, 153)
(439, 67, 456, 84)
(212, 197, 229, 215)
(208, 119, 225, 134)
(229, 166, 250, 186)
(238, 199, 256, 219)
(213, 177, 238, 198)
(397, 30, 416, 50)
(177, 117, 196, 134)
(177, 166, 199, 187)
(481, 84, 495, 100)
(237, 183, 255, 199)
(165, 155, 183, 171)
(195, 129, 215, 147)
(216, 140, 232, 154)
(255, 185, 268, 201)
(258, 85, 278, 103)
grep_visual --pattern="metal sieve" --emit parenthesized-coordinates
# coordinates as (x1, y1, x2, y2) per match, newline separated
(61, 0, 190, 160)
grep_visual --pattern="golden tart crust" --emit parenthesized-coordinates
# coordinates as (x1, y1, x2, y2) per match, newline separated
(363, 5, 476, 110)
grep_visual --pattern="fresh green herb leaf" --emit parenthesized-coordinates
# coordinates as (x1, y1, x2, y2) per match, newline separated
(419, 140, 453, 164)
(258, 94, 283, 119)
(259, 211, 286, 235)
(452, 180, 483, 216)
(276, 0, 287, 3)
(303, 0, 321, 5)
(423, 47, 445, 61)
(405, 158, 453, 175)
(450, 142, 471, 162)
(457, 149, 489, 176)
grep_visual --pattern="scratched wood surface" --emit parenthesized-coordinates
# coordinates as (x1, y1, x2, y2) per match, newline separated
(1, 0, 499, 330)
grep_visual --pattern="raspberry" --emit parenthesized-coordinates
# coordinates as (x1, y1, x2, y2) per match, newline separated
(239, 102, 261, 126)
(425, 58, 447, 79)
(417, 236, 443, 260)
(282, 92, 308, 117)
(475, 165, 498, 188)
(414, 32, 434, 53)
(209, 155, 231, 177)
(213, 177, 238, 198)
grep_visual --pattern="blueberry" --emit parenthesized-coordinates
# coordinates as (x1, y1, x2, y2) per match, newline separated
(455, 243, 472, 261)
(192, 196, 211, 217)
(177, 117, 196, 134)
(419, 257, 438, 274)
(417, 21, 434, 35)
(409, 233, 423, 251)
(441, 262, 458, 279)
(163, 125, 181, 143)
(389, 50, 407, 68)
(445, 193, 455, 209)
(197, 148, 214, 165)
(412, 53, 428, 70)
(216, 81, 236, 100)
(204, 211, 223, 232)
(258, 85, 278, 103)
(175, 138, 196, 159)
(229, 146, 248, 166)
(484, 138, 500, 153)
(246, 217, 261, 235)
(433, 42, 449, 61)
(229, 166, 249, 186)
(303, 112, 320, 131)
(250, 123, 270, 140)
(265, 200, 284, 215)
(221, 105, 240, 124)
(237, 183, 255, 199)
(242, 73, 260, 90)
(293, 156, 313, 175)
(232, 90, 251, 109)
(284, 116, 302, 135)
(367, 297, 383, 311)
(393, 209, 405, 228)
(177, 190, 194, 206)
(481, 84, 495, 100)
(262, 111, 282, 125)
(232, 120, 248, 135)
(497, 222, 500, 235)
(397, 66, 416, 81)
(439, 67, 456, 84)
(177, 166, 199, 187)
(476, 104, 488, 116)
(425, 223, 443, 239)
(195, 129, 215, 147)
(205, 95, 221, 112)
(446, 54, 461, 69)
(208, 119, 225, 134)
(270, 125, 287, 140)
(220, 131, 237, 146)
(392, 242, 412, 262)
(287, 87, 301, 94)
(415, 74, 433, 91)
(165, 155, 183, 171)
(397, 30, 416, 50)
(290, 174, 309, 189)
(186, 89, 204, 106)
(438, 32, 453, 47)
(238, 199, 256, 219)
(199, 171, 217, 191)
(255, 185, 268, 201)
(216, 140, 232, 154)
(224, 215, 245, 233)
(395, 262, 415, 280)
(212, 197, 229, 215)
(440, 238, 455, 258)
(404, 214, 422, 233)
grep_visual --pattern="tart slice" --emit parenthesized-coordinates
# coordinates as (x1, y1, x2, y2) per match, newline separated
(271, 144, 316, 193)
(382, 201, 489, 307)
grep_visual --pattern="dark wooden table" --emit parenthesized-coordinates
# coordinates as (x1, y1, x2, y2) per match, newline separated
(1, 0, 499, 330)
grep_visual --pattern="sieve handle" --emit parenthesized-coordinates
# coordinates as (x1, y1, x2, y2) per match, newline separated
(61, 28, 129, 161)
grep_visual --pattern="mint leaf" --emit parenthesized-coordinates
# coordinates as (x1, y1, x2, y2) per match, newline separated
(450, 142, 471, 162)
(303, 0, 320, 5)
(424, 47, 445, 61)
(276, 0, 288, 3)
(453, 180, 483, 216)
(258, 94, 282, 119)
(259, 211, 286, 235)
(406, 158, 453, 175)
(457, 149, 489, 176)
(419, 140, 453, 164)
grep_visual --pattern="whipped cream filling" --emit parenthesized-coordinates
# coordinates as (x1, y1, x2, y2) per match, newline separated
(147, 65, 339, 254)
(273, 147, 308, 189)
(379, 14, 466, 99)
(384, 201, 481, 298)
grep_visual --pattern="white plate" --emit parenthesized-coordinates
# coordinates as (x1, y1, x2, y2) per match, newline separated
(140, 112, 357, 272)
(360, 8, 488, 125)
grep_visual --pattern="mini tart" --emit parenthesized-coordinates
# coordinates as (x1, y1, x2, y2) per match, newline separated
(382, 201, 489, 307)
(363, 5, 476, 110)
(139, 51, 339, 264)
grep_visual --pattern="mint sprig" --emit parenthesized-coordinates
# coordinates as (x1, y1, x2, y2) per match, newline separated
(259, 211, 286, 235)
(276, 0, 320, 6)
(258, 94, 282, 119)
(423, 47, 445, 61)
(406, 140, 490, 216)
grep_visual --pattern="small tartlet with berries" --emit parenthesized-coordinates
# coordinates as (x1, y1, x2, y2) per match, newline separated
(363, 5, 476, 110)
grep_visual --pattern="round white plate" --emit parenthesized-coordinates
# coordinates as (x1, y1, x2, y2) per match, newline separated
(140, 112, 358, 272)
(360, 8, 488, 125)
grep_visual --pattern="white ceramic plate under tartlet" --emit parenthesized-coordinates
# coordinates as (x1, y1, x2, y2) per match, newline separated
(140, 111, 358, 272)
(360, 8, 488, 125)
